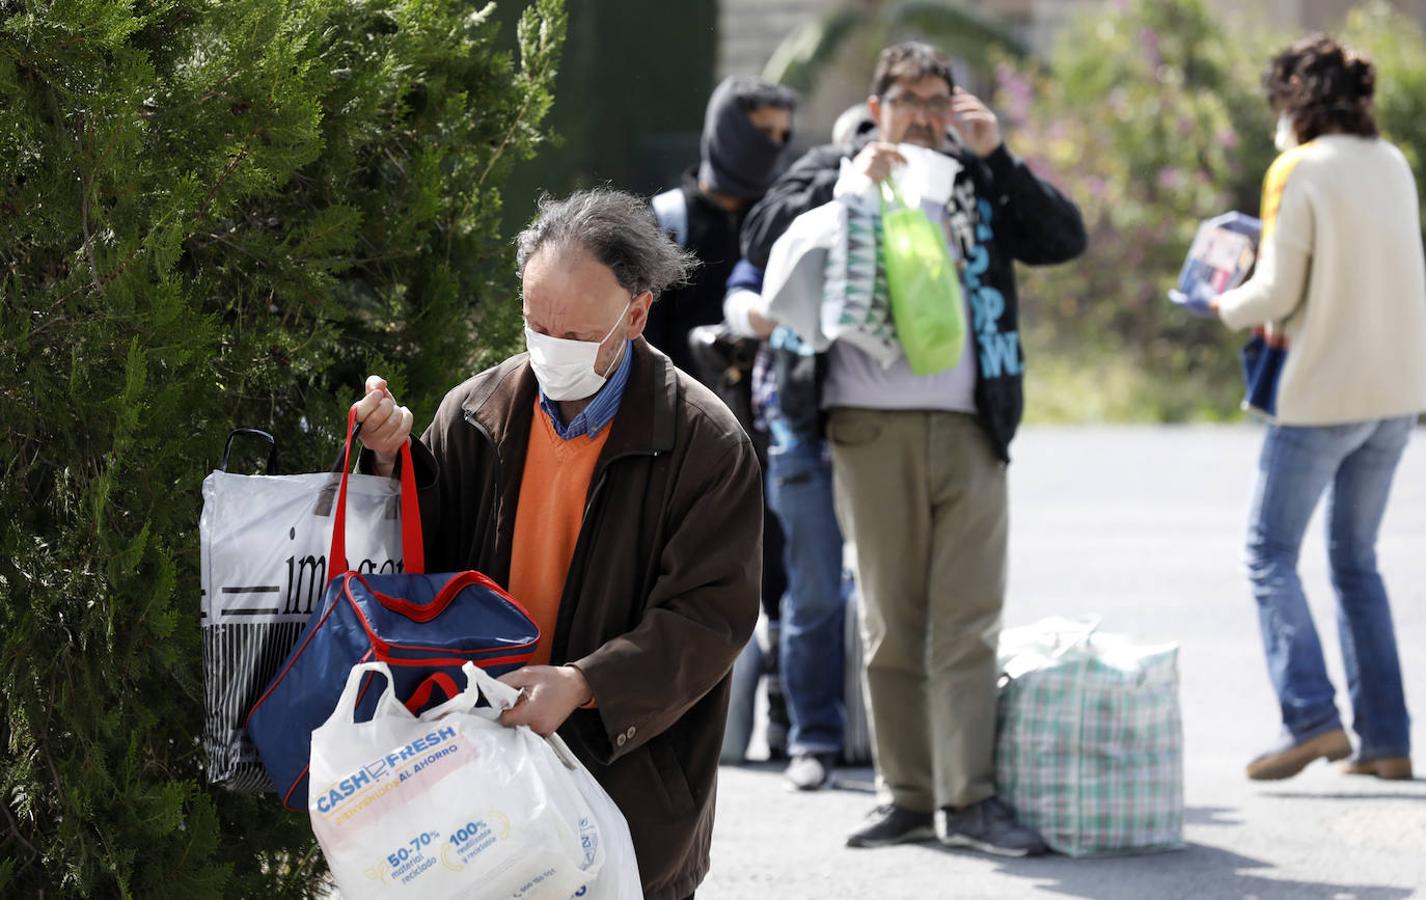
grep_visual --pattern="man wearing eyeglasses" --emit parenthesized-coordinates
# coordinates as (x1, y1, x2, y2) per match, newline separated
(742, 42, 1086, 856)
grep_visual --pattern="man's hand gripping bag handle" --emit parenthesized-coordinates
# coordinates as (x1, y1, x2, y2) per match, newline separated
(328, 404, 425, 582)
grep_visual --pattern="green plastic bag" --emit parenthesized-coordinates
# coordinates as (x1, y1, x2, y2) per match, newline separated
(879, 181, 966, 375)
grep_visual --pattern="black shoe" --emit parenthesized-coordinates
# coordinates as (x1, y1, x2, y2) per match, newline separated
(845, 804, 936, 848)
(785, 752, 837, 791)
(938, 796, 1048, 857)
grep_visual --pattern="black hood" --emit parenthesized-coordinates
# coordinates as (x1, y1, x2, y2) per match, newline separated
(698, 75, 795, 200)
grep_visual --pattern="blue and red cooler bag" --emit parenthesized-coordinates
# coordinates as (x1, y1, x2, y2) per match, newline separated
(246, 407, 540, 810)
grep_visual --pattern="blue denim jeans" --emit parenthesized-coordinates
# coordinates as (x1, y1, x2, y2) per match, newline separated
(766, 441, 849, 756)
(1247, 416, 1415, 760)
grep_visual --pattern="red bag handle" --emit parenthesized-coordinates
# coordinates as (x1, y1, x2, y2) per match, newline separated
(403, 671, 461, 714)
(372, 571, 486, 622)
(328, 404, 425, 582)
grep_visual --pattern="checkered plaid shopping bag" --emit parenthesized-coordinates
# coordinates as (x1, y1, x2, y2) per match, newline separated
(995, 618, 1184, 856)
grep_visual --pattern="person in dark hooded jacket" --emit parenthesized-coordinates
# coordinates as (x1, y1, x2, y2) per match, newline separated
(647, 76, 801, 764)
(644, 75, 797, 377)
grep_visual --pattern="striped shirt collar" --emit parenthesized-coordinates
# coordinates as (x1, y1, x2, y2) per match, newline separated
(537, 340, 634, 440)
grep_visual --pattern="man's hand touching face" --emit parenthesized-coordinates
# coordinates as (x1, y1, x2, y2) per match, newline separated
(950, 88, 1002, 158)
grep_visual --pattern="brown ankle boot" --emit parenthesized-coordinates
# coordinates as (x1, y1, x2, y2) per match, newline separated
(1342, 756, 1413, 780)
(1247, 729, 1353, 781)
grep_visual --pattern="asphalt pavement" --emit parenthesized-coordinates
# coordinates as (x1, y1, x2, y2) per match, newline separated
(700, 425, 1426, 899)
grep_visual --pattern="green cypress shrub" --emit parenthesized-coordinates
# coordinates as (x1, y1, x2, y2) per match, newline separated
(0, 0, 565, 894)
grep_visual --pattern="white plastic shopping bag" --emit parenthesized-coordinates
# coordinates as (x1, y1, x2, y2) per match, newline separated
(762, 198, 903, 368)
(200, 428, 408, 791)
(545, 733, 642, 900)
(309, 661, 600, 899)
(762, 200, 840, 353)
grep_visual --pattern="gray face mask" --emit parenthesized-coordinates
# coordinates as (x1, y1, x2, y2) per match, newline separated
(698, 76, 791, 201)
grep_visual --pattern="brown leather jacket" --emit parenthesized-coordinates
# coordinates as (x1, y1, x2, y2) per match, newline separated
(405, 338, 762, 899)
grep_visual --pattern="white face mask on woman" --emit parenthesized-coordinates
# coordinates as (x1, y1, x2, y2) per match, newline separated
(1274, 113, 1298, 152)
(524, 300, 632, 401)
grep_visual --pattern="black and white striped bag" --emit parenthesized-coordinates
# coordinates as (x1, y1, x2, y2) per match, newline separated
(199, 429, 406, 791)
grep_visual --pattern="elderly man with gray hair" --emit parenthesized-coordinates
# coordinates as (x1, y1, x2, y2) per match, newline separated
(355, 188, 763, 900)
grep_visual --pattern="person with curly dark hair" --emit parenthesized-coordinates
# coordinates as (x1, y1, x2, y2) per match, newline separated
(1211, 35, 1426, 783)
(1261, 34, 1379, 149)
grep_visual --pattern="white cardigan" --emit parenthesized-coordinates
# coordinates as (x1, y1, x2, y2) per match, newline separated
(1217, 134, 1426, 425)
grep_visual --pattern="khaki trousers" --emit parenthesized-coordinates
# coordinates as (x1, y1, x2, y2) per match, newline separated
(827, 408, 1006, 812)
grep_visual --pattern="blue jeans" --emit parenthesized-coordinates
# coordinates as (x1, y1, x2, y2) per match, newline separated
(766, 441, 849, 756)
(1247, 416, 1415, 760)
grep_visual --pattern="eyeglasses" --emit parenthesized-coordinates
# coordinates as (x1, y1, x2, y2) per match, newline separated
(885, 93, 953, 117)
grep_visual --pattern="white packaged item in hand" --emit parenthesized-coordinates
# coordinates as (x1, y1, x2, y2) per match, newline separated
(892, 143, 961, 208)
(308, 661, 601, 899)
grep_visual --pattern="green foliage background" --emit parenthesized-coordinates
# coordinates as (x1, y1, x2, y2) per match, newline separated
(0, 0, 564, 894)
(497, 0, 718, 233)
(997, 0, 1426, 422)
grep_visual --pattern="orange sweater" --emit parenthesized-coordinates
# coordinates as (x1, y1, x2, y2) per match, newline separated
(507, 398, 611, 667)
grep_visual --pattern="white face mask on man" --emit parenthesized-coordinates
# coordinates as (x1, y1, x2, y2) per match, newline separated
(1273, 113, 1298, 152)
(524, 299, 632, 401)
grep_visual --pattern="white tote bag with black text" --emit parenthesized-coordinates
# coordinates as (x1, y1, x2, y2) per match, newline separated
(200, 428, 407, 791)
